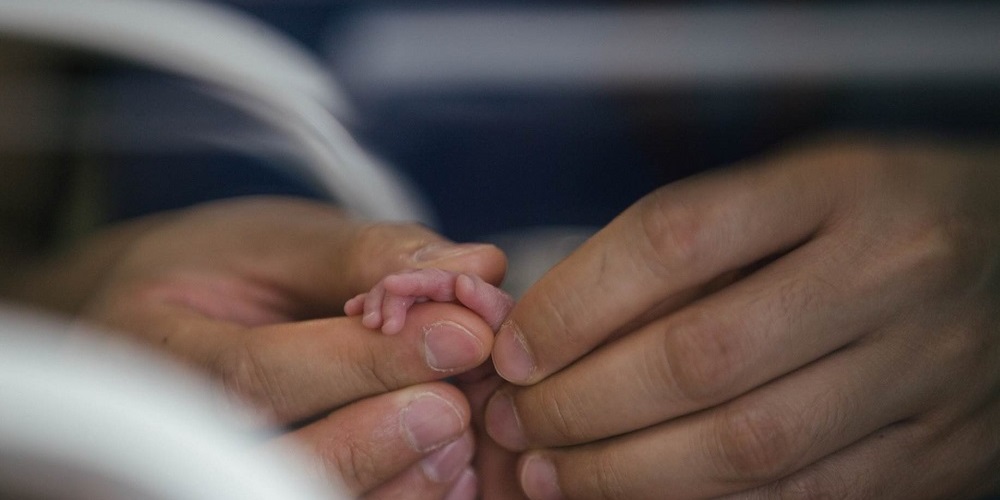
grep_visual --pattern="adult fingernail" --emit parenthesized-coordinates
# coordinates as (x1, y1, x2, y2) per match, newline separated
(424, 321, 484, 372)
(484, 391, 528, 450)
(420, 433, 474, 483)
(521, 454, 563, 500)
(401, 393, 464, 453)
(413, 242, 493, 263)
(493, 320, 536, 383)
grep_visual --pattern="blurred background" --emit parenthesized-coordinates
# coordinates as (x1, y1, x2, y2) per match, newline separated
(2, 0, 999, 290)
(1, 2, 998, 498)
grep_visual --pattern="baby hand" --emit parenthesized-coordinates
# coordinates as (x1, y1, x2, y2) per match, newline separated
(345, 269, 514, 334)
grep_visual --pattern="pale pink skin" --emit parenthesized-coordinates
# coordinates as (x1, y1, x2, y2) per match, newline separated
(344, 269, 514, 335)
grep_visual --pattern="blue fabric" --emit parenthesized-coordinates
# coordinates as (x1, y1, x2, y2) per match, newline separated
(105, 2, 1000, 241)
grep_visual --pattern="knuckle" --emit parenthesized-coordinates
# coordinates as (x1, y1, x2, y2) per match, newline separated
(903, 222, 978, 294)
(212, 341, 291, 420)
(536, 290, 584, 348)
(660, 312, 743, 404)
(637, 189, 710, 276)
(711, 406, 802, 482)
(583, 452, 632, 500)
(774, 274, 832, 326)
(350, 222, 432, 281)
(356, 222, 404, 257)
(330, 333, 412, 397)
(868, 218, 974, 305)
(318, 433, 381, 493)
(347, 344, 400, 394)
(514, 286, 588, 361)
(534, 387, 596, 445)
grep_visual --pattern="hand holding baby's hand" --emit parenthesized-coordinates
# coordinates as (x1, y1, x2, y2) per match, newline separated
(347, 267, 527, 499)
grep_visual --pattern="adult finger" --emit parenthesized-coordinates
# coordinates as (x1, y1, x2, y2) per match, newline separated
(342, 222, 508, 300)
(513, 328, 934, 500)
(365, 439, 477, 500)
(133, 198, 507, 319)
(727, 400, 1000, 499)
(269, 383, 472, 497)
(485, 211, 945, 449)
(492, 148, 849, 385)
(129, 301, 495, 425)
(455, 369, 529, 500)
(236, 303, 495, 424)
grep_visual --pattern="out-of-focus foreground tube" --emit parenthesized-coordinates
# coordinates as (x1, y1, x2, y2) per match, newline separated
(0, 308, 347, 500)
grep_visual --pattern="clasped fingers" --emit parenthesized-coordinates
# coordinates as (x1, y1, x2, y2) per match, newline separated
(209, 303, 495, 426)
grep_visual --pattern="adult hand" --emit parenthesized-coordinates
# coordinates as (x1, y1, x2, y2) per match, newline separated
(36, 197, 506, 499)
(457, 364, 531, 500)
(487, 137, 1000, 499)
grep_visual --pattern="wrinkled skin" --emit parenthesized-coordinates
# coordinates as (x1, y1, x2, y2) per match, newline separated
(348, 137, 1000, 499)
(485, 137, 1000, 499)
(12, 134, 999, 499)
(5, 197, 509, 499)
(347, 267, 524, 499)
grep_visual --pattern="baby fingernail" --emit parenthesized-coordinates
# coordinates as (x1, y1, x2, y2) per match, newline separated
(424, 321, 484, 372)
(484, 391, 528, 450)
(494, 320, 536, 383)
(413, 242, 493, 263)
(421, 433, 474, 483)
(402, 393, 464, 453)
(521, 454, 563, 500)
